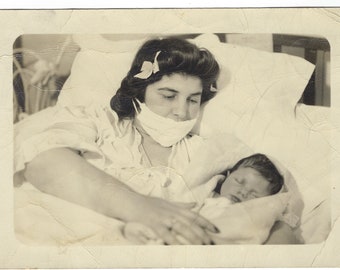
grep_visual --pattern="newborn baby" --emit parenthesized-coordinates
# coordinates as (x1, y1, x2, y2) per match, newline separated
(123, 154, 295, 245)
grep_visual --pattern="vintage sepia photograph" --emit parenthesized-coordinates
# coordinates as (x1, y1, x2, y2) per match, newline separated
(13, 32, 332, 246)
(1, 8, 340, 268)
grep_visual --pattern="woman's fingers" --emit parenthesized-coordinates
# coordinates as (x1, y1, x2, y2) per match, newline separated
(143, 226, 159, 240)
(176, 213, 217, 244)
(171, 200, 219, 234)
(182, 219, 213, 244)
(163, 202, 218, 243)
(161, 210, 214, 245)
(136, 195, 217, 245)
(192, 214, 220, 234)
(155, 226, 181, 245)
(155, 214, 211, 245)
(178, 207, 220, 234)
(170, 220, 208, 245)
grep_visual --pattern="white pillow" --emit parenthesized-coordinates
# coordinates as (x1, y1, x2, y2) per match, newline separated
(58, 33, 315, 113)
(191, 34, 315, 116)
(59, 34, 145, 107)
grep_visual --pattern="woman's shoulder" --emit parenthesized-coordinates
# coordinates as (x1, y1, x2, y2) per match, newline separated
(58, 103, 115, 117)
(95, 105, 138, 136)
(42, 104, 135, 143)
(55, 103, 132, 127)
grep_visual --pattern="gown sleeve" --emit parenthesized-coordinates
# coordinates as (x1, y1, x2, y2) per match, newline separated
(14, 104, 103, 173)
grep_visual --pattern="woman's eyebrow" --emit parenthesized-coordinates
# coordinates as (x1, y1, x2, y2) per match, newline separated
(190, 92, 203, 96)
(158, 88, 178, 93)
(158, 88, 202, 96)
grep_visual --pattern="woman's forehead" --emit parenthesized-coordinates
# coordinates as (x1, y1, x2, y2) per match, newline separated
(154, 73, 203, 94)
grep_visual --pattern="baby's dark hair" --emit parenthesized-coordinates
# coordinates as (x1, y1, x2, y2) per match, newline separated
(110, 37, 220, 120)
(229, 153, 284, 195)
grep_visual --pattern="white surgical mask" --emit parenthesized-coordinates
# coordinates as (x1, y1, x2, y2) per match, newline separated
(134, 100, 198, 147)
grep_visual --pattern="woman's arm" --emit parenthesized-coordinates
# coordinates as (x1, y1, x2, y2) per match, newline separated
(24, 147, 136, 219)
(22, 147, 218, 245)
(264, 221, 300, 244)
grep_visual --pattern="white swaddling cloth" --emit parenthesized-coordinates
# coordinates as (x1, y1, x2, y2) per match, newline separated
(124, 166, 297, 245)
(199, 194, 291, 244)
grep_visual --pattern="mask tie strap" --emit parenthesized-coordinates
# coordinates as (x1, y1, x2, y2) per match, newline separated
(132, 99, 141, 113)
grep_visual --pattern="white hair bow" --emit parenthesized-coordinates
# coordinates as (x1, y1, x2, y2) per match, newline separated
(134, 51, 161, 79)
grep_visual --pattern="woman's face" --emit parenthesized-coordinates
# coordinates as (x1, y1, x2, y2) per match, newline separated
(144, 73, 203, 121)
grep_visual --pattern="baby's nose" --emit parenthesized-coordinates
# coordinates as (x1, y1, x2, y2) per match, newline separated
(239, 189, 250, 199)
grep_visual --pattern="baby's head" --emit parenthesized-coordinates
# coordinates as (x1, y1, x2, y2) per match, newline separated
(219, 154, 284, 203)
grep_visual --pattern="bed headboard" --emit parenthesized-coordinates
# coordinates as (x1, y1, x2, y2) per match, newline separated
(273, 34, 330, 106)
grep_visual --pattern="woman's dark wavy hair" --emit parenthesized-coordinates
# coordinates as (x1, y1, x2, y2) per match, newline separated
(215, 154, 284, 195)
(110, 37, 220, 119)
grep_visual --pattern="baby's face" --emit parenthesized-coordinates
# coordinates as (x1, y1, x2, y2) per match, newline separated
(220, 167, 271, 203)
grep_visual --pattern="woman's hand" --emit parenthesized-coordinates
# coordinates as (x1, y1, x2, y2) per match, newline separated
(124, 222, 164, 245)
(124, 194, 219, 245)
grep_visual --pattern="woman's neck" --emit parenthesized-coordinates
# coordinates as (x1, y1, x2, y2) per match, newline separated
(135, 125, 172, 167)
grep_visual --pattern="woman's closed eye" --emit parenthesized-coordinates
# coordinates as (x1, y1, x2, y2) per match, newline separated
(162, 94, 176, 100)
(161, 95, 200, 104)
(188, 97, 199, 104)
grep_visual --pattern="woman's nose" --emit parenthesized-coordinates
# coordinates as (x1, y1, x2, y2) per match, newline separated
(172, 100, 188, 121)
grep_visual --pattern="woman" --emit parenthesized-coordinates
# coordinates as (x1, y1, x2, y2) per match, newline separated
(15, 37, 296, 245)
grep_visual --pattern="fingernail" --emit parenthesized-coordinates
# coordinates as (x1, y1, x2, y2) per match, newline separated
(213, 225, 220, 233)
